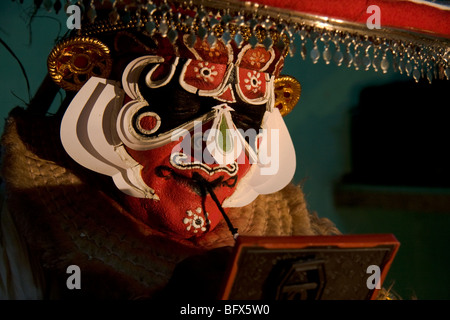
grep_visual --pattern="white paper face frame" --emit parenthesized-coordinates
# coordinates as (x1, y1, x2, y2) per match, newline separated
(144, 57, 179, 89)
(60, 77, 158, 199)
(121, 55, 165, 100)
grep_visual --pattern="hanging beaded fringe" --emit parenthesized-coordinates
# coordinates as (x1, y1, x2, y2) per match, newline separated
(36, 0, 450, 83)
(293, 28, 449, 84)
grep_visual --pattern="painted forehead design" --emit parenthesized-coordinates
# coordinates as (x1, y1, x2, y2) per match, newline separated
(116, 56, 268, 155)
(143, 38, 280, 105)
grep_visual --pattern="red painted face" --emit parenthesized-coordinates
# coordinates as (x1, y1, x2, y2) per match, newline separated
(118, 56, 268, 239)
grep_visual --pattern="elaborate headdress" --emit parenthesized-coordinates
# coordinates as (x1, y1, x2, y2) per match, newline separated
(43, 0, 449, 91)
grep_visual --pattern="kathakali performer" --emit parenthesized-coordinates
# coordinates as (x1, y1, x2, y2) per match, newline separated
(0, 0, 448, 299)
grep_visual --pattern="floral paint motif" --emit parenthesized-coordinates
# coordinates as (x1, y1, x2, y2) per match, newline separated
(183, 35, 233, 65)
(247, 50, 270, 70)
(194, 62, 218, 83)
(180, 59, 231, 96)
(198, 41, 228, 61)
(244, 70, 263, 93)
(236, 67, 270, 104)
(183, 207, 211, 233)
(237, 45, 275, 72)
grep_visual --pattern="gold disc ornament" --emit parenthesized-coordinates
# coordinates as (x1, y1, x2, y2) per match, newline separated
(274, 75, 301, 116)
(48, 37, 112, 91)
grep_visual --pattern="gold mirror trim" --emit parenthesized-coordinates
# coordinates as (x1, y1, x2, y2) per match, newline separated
(48, 37, 112, 91)
(274, 75, 301, 116)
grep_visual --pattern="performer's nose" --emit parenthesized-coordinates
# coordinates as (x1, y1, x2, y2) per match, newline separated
(205, 104, 256, 165)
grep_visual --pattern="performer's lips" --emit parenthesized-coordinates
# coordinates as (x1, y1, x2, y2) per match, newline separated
(155, 165, 238, 196)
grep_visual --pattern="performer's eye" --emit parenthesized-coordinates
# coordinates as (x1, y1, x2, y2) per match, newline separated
(231, 113, 260, 132)
(230, 100, 267, 132)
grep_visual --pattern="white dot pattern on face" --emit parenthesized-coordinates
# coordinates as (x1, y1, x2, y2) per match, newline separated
(182, 208, 210, 234)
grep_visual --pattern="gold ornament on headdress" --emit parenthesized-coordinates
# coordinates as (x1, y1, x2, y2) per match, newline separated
(274, 75, 301, 116)
(47, 37, 112, 91)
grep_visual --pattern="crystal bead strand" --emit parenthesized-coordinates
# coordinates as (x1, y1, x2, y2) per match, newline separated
(321, 32, 332, 65)
(332, 32, 344, 67)
(298, 25, 308, 61)
(309, 28, 320, 64)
